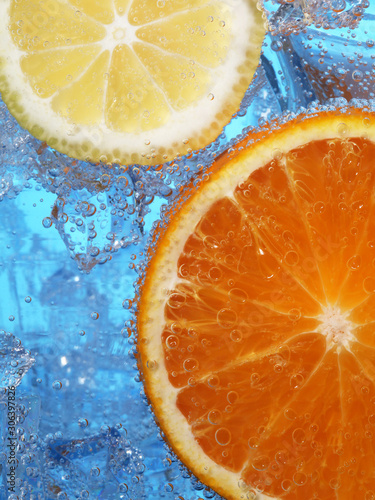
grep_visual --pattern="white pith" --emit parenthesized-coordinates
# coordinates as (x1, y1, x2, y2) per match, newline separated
(0, 0, 264, 163)
(139, 114, 375, 500)
(102, 13, 139, 50)
(317, 305, 355, 352)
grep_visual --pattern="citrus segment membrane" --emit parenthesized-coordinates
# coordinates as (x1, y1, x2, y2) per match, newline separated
(69, 0, 115, 24)
(138, 111, 375, 499)
(105, 44, 169, 133)
(8, 0, 107, 50)
(51, 50, 111, 125)
(20, 46, 103, 99)
(128, 0, 210, 25)
(0, 0, 265, 165)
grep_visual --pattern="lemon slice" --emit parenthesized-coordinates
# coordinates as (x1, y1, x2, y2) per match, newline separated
(0, 0, 265, 165)
(138, 109, 375, 499)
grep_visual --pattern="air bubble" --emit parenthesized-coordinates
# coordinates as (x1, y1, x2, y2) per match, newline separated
(352, 70, 363, 82)
(337, 123, 349, 136)
(90, 467, 100, 477)
(188, 327, 197, 338)
(329, 478, 341, 490)
(215, 427, 231, 446)
(42, 217, 52, 228)
(283, 230, 294, 242)
(164, 482, 173, 492)
(122, 299, 132, 309)
(229, 330, 242, 342)
(293, 472, 307, 486)
(188, 377, 196, 387)
(119, 484, 128, 493)
(217, 308, 237, 328)
(183, 358, 198, 372)
(284, 407, 298, 420)
(290, 373, 304, 389)
(292, 428, 306, 445)
(251, 373, 260, 386)
(313, 201, 325, 214)
(288, 308, 301, 321)
(146, 360, 158, 370)
(171, 323, 182, 334)
(203, 236, 219, 249)
(24, 296, 32, 303)
(352, 5, 363, 16)
(310, 423, 319, 433)
(52, 380, 62, 390)
(227, 391, 239, 405)
(248, 436, 260, 449)
(347, 255, 361, 270)
(271, 40, 283, 52)
(284, 251, 299, 266)
(78, 418, 88, 428)
(228, 288, 248, 303)
(252, 455, 270, 471)
(209, 267, 222, 281)
(352, 200, 365, 211)
(314, 449, 322, 458)
(335, 68, 347, 80)
(332, 0, 346, 12)
(208, 409, 222, 425)
(281, 479, 292, 491)
(167, 292, 186, 309)
(207, 374, 219, 387)
(166, 335, 179, 349)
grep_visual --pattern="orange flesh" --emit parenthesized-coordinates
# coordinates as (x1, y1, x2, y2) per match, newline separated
(162, 137, 375, 499)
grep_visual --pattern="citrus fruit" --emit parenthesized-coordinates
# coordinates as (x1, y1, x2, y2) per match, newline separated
(138, 108, 375, 500)
(0, 0, 265, 166)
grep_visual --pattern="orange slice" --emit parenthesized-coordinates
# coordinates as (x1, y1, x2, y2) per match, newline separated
(0, 0, 265, 165)
(138, 109, 375, 500)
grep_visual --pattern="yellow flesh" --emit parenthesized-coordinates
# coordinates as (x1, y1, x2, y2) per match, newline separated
(10, 0, 231, 133)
